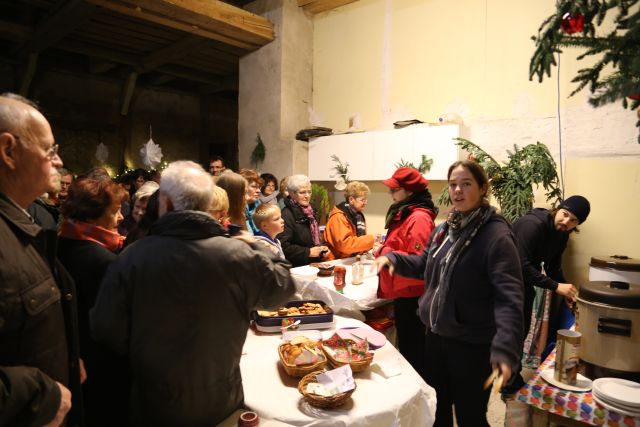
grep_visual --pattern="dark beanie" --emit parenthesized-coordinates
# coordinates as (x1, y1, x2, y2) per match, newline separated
(559, 195, 590, 224)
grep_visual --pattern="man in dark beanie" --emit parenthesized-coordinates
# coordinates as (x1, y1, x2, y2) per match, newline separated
(502, 195, 591, 396)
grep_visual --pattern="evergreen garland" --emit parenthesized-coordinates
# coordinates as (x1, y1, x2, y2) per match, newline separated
(251, 133, 266, 169)
(395, 154, 433, 173)
(529, 0, 640, 142)
(438, 138, 563, 222)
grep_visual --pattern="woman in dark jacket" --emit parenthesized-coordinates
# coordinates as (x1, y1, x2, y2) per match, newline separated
(376, 160, 524, 427)
(57, 178, 130, 426)
(278, 174, 330, 267)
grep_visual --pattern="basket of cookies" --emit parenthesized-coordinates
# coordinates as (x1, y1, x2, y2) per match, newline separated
(298, 370, 356, 409)
(278, 336, 327, 377)
(321, 333, 374, 373)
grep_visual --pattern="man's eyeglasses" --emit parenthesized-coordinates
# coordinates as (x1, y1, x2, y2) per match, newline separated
(11, 134, 59, 160)
(46, 144, 59, 160)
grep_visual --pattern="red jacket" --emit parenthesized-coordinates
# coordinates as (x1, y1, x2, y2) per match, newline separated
(377, 206, 436, 298)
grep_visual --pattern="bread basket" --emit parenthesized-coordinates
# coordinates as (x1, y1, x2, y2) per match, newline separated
(321, 340, 374, 373)
(298, 370, 356, 409)
(278, 343, 327, 377)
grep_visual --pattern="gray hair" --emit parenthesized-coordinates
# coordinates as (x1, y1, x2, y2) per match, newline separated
(134, 180, 159, 200)
(160, 160, 213, 211)
(287, 174, 311, 194)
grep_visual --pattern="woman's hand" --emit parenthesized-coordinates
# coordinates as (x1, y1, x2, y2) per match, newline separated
(309, 245, 328, 258)
(493, 362, 512, 388)
(374, 255, 395, 276)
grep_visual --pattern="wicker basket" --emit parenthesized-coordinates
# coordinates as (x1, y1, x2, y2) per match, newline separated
(298, 370, 356, 409)
(278, 343, 327, 377)
(321, 341, 374, 373)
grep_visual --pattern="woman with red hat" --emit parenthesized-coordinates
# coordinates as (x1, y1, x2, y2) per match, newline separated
(376, 167, 438, 379)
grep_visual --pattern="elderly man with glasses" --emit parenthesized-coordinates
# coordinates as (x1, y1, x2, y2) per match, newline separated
(0, 93, 82, 427)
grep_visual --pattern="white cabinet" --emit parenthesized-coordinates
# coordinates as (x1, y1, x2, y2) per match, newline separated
(307, 125, 461, 181)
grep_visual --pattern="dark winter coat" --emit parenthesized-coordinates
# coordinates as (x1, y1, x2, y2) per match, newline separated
(90, 210, 295, 427)
(58, 239, 130, 426)
(0, 193, 82, 427)
(278, 197, 322, 267)
(388, 213, 524, 372)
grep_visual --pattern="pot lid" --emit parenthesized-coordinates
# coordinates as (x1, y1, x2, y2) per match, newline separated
(590, 255, 640, 272)
(579, 281, 640, 309)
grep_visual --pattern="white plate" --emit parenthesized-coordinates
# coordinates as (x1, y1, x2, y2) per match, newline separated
(593, 393, 640, 417)
(593, 389, 640, 413)
(593, 378, 640, 408)
(540, 368, 593, 392)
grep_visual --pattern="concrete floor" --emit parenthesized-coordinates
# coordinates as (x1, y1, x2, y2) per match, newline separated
(486, 392, 507, 426)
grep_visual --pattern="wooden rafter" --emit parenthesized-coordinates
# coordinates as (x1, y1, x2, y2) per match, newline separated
(139, 34, 209, 70)
(86, 0, 274, 51)
(20, 0, 98, 53)
(58, 38, 230, 86)
(297, 0, 359, 14)
(19, 52, 39, 96)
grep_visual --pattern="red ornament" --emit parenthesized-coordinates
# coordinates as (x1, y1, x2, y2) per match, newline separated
(560, 12, 584, 34)
(628, 93, 640, 101)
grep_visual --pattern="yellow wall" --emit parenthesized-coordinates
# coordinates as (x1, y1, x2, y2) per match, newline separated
(562, 158, 640, 286)
(312, 0, 640, 285)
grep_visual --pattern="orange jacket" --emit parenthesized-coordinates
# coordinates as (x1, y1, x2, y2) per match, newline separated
(323, 204, 374, 260)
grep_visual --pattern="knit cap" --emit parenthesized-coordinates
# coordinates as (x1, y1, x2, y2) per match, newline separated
(559, 195, 590, 224)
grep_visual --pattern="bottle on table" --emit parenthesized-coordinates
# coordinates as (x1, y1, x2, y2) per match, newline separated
(352, 255, 364, 285)
(333, 265, 346, 293)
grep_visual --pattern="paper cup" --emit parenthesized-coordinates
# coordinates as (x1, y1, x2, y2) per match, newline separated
(554, 329, 581, 385)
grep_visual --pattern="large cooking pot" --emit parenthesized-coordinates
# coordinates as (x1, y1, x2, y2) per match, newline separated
(576, 280, 640, 373)
(589, 255, 640, 283)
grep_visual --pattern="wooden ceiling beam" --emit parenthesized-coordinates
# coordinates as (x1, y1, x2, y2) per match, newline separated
(88, 58, 118, 74)
(299, 0, 359, 14)
(58, 39, 228, 86)
(0, 20, 33, 42)
(20, 0, 98, 53)
(139, 34, 209, 70)
(147, 74, 176, 86)
(120, 70, 138, 115)
(86, 0, 274, 51)
(19, 52, 39, 96)
(198, 75, 238, 94)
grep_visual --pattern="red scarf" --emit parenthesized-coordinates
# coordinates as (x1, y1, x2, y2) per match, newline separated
(59, 219, 124, 252)
(292, 199, 321, 246)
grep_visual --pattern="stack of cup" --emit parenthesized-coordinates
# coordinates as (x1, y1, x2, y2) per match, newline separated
(554, 329, 581, 385)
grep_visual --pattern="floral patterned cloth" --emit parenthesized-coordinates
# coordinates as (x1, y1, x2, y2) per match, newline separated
(515, 350, 640, 426)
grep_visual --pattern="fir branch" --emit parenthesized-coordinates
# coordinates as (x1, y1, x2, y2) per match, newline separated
(438, 140, 562, 222)
(529, 0, 640, 142)
(394, 154, 433, 173)
(250, 133, 266, 169)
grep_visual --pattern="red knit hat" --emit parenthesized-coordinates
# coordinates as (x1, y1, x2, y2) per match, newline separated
(383, 168, 429, 192)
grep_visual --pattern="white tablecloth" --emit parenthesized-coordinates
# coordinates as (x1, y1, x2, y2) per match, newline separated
(293, 258, 390, 320)
(231, 315, 436, 427)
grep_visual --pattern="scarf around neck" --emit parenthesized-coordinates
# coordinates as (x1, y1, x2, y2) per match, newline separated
(426, 204, 495, 329)
(59, 218, 124, 252)
(292, 199, 321, 246)
(384, 190, 438, 229)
